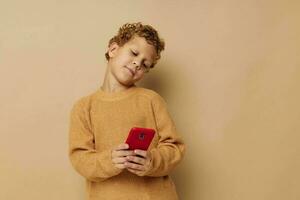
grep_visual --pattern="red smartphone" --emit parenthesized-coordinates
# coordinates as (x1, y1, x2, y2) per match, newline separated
(125, 127, 156, 150)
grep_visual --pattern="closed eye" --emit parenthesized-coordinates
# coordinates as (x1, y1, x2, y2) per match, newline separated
(131, 50, 138, 56)
(131, 49, 151, 68)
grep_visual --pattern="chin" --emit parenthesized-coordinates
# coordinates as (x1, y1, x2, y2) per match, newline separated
(116, 74, 134, 86)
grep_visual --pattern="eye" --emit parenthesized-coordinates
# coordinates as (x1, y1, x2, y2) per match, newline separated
(131, 50, 138, 56)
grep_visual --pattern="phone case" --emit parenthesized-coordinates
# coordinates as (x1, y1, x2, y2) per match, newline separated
(125, 127, 156, 150)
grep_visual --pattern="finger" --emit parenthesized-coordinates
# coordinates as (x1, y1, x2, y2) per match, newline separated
(126, 155, 146, 165)
(112, 157, 127, 164)
(127, 168, 144, 176)
(134, 149, 148, 158)
(114, 163, 126, 169)
(124, 161, 145, 171)
(114, 143, 129, 151)
(113, 150, 135, 157)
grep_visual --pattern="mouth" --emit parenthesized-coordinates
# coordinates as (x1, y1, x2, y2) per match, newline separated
(125, 66, 135, 76)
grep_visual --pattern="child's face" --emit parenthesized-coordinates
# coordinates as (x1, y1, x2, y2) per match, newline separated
(107, 35, 157, 86)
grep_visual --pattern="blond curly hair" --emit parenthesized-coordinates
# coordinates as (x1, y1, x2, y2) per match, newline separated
(105, 22, 165, 68)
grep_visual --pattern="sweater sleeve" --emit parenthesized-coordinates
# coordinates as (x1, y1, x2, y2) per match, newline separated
(144, 94, 186, 177)
(68, 99, 122, 182)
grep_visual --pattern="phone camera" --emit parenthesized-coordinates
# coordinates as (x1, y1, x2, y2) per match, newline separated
(139, 132, 145, 140)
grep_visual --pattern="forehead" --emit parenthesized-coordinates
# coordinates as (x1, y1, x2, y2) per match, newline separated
(125, 36, 157, 61)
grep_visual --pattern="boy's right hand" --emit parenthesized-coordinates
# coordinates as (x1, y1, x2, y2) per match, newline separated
(111, 143, 134, 170)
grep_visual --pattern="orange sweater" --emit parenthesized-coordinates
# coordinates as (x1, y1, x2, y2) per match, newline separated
(68, 85, 185, 200)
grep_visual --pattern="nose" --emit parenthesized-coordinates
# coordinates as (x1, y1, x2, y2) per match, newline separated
(133, 61, 140, 70)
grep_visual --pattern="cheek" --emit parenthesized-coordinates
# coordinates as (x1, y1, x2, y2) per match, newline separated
(111, 57, 128, 71)
(118, 54, 132, 63)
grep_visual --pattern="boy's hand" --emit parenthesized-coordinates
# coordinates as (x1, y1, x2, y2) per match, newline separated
(125, 149, 152, 176)
(111, 143, 134, 170)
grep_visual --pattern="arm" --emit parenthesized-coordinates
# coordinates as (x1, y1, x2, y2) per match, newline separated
(68, 99, 122, 182)
(144, 94, 186, 177)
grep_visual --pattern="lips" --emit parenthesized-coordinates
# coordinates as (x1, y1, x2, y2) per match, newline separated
(125, 66, 135, 76)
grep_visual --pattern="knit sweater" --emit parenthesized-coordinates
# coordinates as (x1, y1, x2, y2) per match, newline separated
(68, 85, 185, 200)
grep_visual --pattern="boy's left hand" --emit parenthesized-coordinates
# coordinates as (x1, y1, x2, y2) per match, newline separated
(125, 149, 152, 176)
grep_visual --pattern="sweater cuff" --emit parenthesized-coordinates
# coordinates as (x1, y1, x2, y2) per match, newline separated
(143, 148, 158, 176)
(97, 149, 123, 176)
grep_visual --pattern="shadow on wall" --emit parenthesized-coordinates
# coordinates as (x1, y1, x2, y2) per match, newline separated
(138, 60, 197, 199)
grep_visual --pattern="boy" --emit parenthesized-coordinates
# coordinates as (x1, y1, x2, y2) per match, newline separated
(68, 22, 185, 200)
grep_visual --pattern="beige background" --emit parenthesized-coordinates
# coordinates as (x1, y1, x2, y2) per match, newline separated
(1, 0, 299, 199)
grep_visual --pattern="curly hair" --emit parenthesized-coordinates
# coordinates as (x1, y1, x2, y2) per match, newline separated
(105, 22, 165, 68)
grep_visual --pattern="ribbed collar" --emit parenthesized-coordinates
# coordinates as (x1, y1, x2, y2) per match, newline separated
(96, 84, 139, 101)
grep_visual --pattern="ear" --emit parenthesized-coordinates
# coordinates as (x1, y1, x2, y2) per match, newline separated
(107, 42, 120, 58)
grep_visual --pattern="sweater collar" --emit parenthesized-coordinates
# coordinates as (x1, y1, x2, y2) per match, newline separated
(96, 84, 138, 100)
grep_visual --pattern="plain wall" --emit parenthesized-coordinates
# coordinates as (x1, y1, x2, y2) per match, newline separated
(1, 1, 299, 199)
